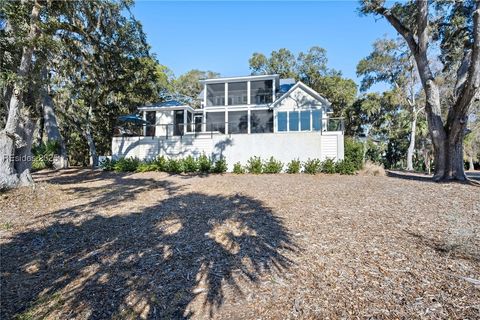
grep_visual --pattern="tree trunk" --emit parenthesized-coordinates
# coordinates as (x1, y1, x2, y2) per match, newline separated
(468, 156, 475, 171)
(406, 111, 417, 171)
(41, 75, 68, 169)
(84, 128, 98, 168)
(0, 1, 41, 190)
(14, 116, 35, 187)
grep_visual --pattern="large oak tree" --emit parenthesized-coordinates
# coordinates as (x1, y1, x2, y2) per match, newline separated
(361, 0, 480, 181)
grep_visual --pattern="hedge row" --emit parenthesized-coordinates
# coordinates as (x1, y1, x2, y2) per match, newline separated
(233, 156, 356, 175)
(100, 155, 227, 174)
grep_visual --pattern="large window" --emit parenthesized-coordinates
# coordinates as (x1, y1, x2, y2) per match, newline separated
(206, 111, 225, 133)
(228, 82, 247, 105)
(312, 110, 322, 131)
(277, 112, 288, 132)
(251, 110, 273, 133)
(145, 111, 156, 137)
(300, 111, 311, 131)
(228, 111, 248, 134)
(289, 111, 299, 131)
(250, 80, 273, 104)
(206, 83, 225, 106)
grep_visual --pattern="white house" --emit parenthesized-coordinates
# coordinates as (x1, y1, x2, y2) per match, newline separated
(112, 74, 344, 170)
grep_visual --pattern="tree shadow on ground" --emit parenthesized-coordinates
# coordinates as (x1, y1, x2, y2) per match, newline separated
(1, 190, 297, 319)
(405, 230, 479, 263)
(387, 170, 480, 184)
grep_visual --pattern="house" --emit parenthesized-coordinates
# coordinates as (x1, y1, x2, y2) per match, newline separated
(112, 74, 344, 170)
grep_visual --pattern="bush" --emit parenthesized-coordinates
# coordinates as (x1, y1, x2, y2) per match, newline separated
(303, 158, 321, 174)
(166, 158, 184, 174)
(31, 141, 60, 170)
(100, 158, 116, 171)
(344, 137, 364, 170)
(335, 160, 356, 175)
(321, 158, 336, 174)
(286, 159, 301, 174)
(360, 160, 386, 176)
(152, 156, 167, 172)
(198, 154, 212, 173)
(262, 156, 283, 174)
(233, 162, 245, 174)
(114, 157, 140, 172)
(246, 156, 262, 174)
(136, 161, 158, 173)
(212, 157, 228, 173)
(182, 155, 199, 173)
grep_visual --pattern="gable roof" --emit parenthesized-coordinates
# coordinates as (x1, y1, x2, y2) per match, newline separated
(271, 81, 332, 109)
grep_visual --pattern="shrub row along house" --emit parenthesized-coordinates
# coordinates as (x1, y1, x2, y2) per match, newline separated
(112, 74, 344, 171)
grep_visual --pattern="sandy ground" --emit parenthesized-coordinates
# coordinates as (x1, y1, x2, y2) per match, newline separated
(1, 169, 479, 319)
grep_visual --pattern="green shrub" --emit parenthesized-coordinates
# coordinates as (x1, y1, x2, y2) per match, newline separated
(198, 154, 212, 173)
(152, 156, 167, 172)
(136, 161, 158, 173)
(114, 157, 140, 172)
(335, 160, 356, 175)
(31, 141, 60, 170)
(286, 159, 301, 174)
(262, 156, 283, 173)
(182, 155, 199, 173)
(212, 157, 228, 173)
(246, 156, 262, 174)
(303, 158, 321, 174)
(344, 137, 364, 170)
(233, 162, 245, 174)
(100, 158, 116, 171)
(166, 158, 184, 174)
(321, 158, 336, 174)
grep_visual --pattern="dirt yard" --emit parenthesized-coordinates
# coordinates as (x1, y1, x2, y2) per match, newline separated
(1, 169, 479, 319)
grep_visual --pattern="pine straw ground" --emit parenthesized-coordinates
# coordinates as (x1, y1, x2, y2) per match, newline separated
(0, 169, 479, 320)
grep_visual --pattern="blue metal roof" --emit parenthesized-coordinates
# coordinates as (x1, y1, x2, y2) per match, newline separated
(156, 100, 184, 107)
(278, 83, 294, 94)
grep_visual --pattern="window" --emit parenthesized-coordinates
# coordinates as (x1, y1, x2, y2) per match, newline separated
(206, 111, 225, 133)
(277, 112, 287, 132)
(145, 111, 156, 137)
(289, 111, 299, 131)
(312, 110, 322, 131)
(228, 82, 247, 105)
(250, 80, 273, 104)
(251, 110, 273, 133)
(228, 111, 248, 134)
(206, 83, 225, 106)
(300, 111, 311, 131)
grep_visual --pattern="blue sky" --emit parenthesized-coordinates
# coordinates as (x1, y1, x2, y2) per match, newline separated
(131, 1, 398, 91)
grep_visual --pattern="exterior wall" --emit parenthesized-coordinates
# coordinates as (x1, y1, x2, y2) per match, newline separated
(112, 132, 344, 171)
(155, 110, 174, 137)
(275, 87, 324, 111)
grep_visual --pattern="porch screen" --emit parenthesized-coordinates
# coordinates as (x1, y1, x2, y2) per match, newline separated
(145, 111, 156, 137)
(206, 111, 225, 133)
(251, 110, 273, 133)
(228, 111, 248, 134)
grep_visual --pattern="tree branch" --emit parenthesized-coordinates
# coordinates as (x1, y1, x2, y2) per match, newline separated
(453, 2, 480, 117)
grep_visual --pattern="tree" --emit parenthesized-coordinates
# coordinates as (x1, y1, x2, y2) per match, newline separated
(248, 48, 296, 78)
(360, 0, 480, 181)
(0, 0, 42, 189)
(357, 37, 424, 171)
(248, 47, 357, 116)
(0, 0, 162, 186)
(173, 69, 219, 107)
